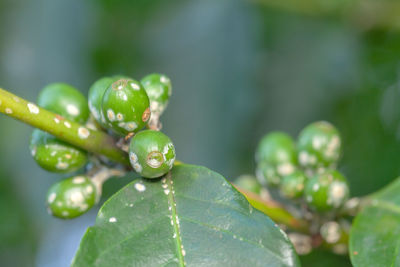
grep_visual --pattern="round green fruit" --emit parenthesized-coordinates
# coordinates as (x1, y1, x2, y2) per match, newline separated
(46, 175, 97, 219)
(88, 77, 116, 127)
(102, 79, 150, 136)
(141, 73, 172, 116)
(280, 170, 307, 199)
(129, 130, 176, 178)
(256, 131, 297, 168)
(297, 121, 341, 173)
(234, 175, 262, 194)
(30, 129, 88, 173)
(304, 170, 349, 212)
(255, 161, 281, 187)
(37, 83, 89, 124)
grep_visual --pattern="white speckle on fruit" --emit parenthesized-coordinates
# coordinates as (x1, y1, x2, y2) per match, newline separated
(70, 191, 84, 204)
(182, 249, 186, 256)
(5, 108, 12, 114)
(129, 203, 134, 207)
(312, 136, 325, 150)
(65, 154, 71, 159)
(78, 127, 90, 139)
(162, 183, 168, 189)
(329, 181, 347, 208)
(13, 96, 20, 102)
(56, 161, 69, 170)
(313, 183, 320, 191)
(27, 103, 39, 114)
(164, 189, 170, 195)
(130, 83, 140, 90)
(86, 185, 93, 194)
(116, 113, 124, 121)
(50, 151, 56, 156)
(54, 117, 60, 124)
(277, 163, 295, 176)
(299, 151, 309, 165)
(133, 162, 142, 173)
(48, 193, 56, 203)
(64, 121, 71, 128)
(66, 104, 79, 116)
(109, 217, 117, 223)
(160, 75, 169, 84)
(31, 146, 37, 156)
(107, 109, 115, 121)
(129, 152, 138, 163)
(73, 176, 86, 184)
(134, 182, 146, 192)
(62, 211, 69, 217)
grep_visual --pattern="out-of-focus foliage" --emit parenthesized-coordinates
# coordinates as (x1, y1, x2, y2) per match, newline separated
(1, 0, 400, 266)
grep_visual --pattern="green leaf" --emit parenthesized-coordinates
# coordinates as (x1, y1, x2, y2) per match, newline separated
(72, 164, 300, 266)
(350, 177, 400, 267)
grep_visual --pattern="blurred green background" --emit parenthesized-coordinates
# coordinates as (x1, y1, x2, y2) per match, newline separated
(1, 0, 400, 266)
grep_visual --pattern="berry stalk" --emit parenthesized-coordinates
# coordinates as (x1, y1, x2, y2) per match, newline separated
(0, 88, 129, 165)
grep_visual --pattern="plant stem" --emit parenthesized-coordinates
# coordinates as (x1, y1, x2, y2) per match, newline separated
(0, 88, 130, 166)
(234, 185, 310, 234)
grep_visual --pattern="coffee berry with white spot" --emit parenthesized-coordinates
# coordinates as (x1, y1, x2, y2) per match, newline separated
(37, 83, 89, 124)
(46, 175, 97, 219)
(30, 129, 88, 173)
(280, 170, 307, 199)
(129, 130, 176, 178)
(304, 170, 349, 212)
(101, 79, 150, 136)
(297, 121, 341, 174)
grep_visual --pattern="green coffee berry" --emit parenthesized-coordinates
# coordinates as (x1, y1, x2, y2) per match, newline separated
(304, 170, 349, 212)
(256, 131, 297, 170)
(30, 129, 88, 173)
(46, 175, 97, 219)
(256, 161, 281, 187)
(280, 170, 307, 199)
(297, 121, 341, 174)
(37, 83, 89, 124)
(129, 130, 176, 178)
(141, 73, 172, 116)
(88, 77, 117, 127)
(101, 79, 150, 136)
(234, 175, 262, 194)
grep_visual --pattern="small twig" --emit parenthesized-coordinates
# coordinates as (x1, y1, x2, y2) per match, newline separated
(234, 185, 310, 234)
(0, 88, 130, 166)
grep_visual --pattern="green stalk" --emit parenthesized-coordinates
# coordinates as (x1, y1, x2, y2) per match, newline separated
(234, 185, 310, 234)
(0, 88, 129, 165)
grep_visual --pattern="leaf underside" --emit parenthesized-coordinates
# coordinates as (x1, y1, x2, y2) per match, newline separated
(72, 164, 300, 267)
(350, 177, 400, 267)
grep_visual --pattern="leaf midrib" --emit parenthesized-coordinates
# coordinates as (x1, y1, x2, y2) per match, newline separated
(165, 173, 185, 267)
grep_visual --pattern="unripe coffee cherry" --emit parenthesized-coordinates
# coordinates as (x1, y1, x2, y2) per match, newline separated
(129, 130, 176, 178)
(304, 170, 349, 212)
(256, 161, 281, 187)
(297, 121, 341, 174)
(256, 132, 297, 167)
(141, 73, 172, 116)
(46, 175, 97, 219)
(30, 129, 88, 173)
(234, 175, 262, 194)
(255, 132, 297, 186)
(88, 77, 117, 127)
(37, 83, 89, 124)
(102, 79, 150, 136)
(280, 170, 307, 199)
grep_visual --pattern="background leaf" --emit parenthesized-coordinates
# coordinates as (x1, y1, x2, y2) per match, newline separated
(350, 177, 400, 266)
(72, 164, 300, 266)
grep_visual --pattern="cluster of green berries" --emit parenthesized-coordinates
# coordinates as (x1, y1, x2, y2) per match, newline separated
(29, 74, 176, 219)
(237, 121, 349, 213)
(256, 121, 349, 212)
